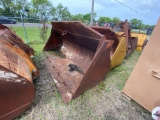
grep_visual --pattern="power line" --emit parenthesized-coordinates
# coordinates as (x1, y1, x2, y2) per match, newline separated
(150, 0, 160, 9)
(114, 0, 152, 20)
(135, 0, 160, 13)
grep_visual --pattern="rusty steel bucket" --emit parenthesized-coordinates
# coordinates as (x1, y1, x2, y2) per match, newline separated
(113, 21, 138, 56)
(91, 26, 127, 69)
(0, 24, 38, 120)
(91, 20, 138, 69)
(131, 32, 147, 51)
(43, 21, 115, 103)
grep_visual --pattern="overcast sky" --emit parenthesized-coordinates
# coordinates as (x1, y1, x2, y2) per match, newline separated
(52, 0, 159, 25)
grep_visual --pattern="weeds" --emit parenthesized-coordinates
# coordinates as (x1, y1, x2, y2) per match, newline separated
(39, 22, 49, 42)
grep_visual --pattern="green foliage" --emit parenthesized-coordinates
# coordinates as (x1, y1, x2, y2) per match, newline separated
(71, 14, 84, 21)
(112, 17, 120, 24)
(50, 7, 56, 19)
(14, 0, 31, 17)
(129, 18, 155, 30)
(52, 3, 71, 21)
(70, 13, 96, 24)
(31, 0, 53, 19)
(129, 18, 143, 29)
(98, 16, 112, 24)
(0, 0, 15, 16)
(83, 13, 96, 22)
(97, 16, 120, 26)
(39, 22, 49, 42)
(83, 13, 90, 22)
(150, 25, 155, 29)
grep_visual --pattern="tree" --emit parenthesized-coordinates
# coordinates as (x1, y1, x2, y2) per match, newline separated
(31, 0, 53, 20)
(143, 24, 149, 29)
(82, 13, 96, 25)
(129, 18, 143, 29)
(83, 13, 90, 22)
(50, 6, 56, 20)
(98, 16, 112, 25)
(14, 0, 31, 17)
(112, 17, 120, 24)
(0, 0, 15, 16)
(70, 14, 84, 22)
(53, 3, 71, 21)
(150, 25, 155, 29)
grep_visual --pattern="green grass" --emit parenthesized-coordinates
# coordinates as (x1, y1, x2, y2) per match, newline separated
(105, 51, 141, 90)
(12, 26, 51, 62)
(12, 26, 51, 51)
(12, 26, 151, 120)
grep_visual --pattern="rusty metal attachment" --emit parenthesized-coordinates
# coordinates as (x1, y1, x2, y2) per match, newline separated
(131, 32, 147, 51)
(91, 20, 138, 68)
(43, 21, 137, 103)
(90, 26, 126, 69)
(122, 18, 160, 112)
(0, 24, 38, 120)
(113, 21, 138, 56)
(44, 21, 114, 103)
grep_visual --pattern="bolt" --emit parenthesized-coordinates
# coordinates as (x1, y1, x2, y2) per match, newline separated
(153, 70, 159, 74)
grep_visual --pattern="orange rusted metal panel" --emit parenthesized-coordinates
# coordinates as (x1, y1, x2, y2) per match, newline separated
(0, 24, 34, 56)
(44, 21, 113, 103)
(0, 24, 38, 119)
(122, 18, 160, 112)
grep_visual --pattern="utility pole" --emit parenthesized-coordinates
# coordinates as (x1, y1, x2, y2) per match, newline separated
(90, 0, 94, 26)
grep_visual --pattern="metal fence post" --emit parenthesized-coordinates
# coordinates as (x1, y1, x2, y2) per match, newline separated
(20, 10, 28, 43)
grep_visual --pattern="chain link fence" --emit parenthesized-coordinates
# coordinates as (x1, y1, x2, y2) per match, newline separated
(3, 19, 52, 44)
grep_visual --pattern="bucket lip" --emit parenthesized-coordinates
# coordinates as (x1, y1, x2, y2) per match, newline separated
(152, 106, 160, 119)
(50, 21, 104, 38)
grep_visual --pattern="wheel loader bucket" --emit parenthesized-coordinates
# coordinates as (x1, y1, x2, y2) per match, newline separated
(43, 21, 114, 103)
(0, 24, 38, 120)
(122, 18, 160, 112)
(131, 33, 147, 51)
(91, 26, 127, 69)
(113, 21, 138, 56)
